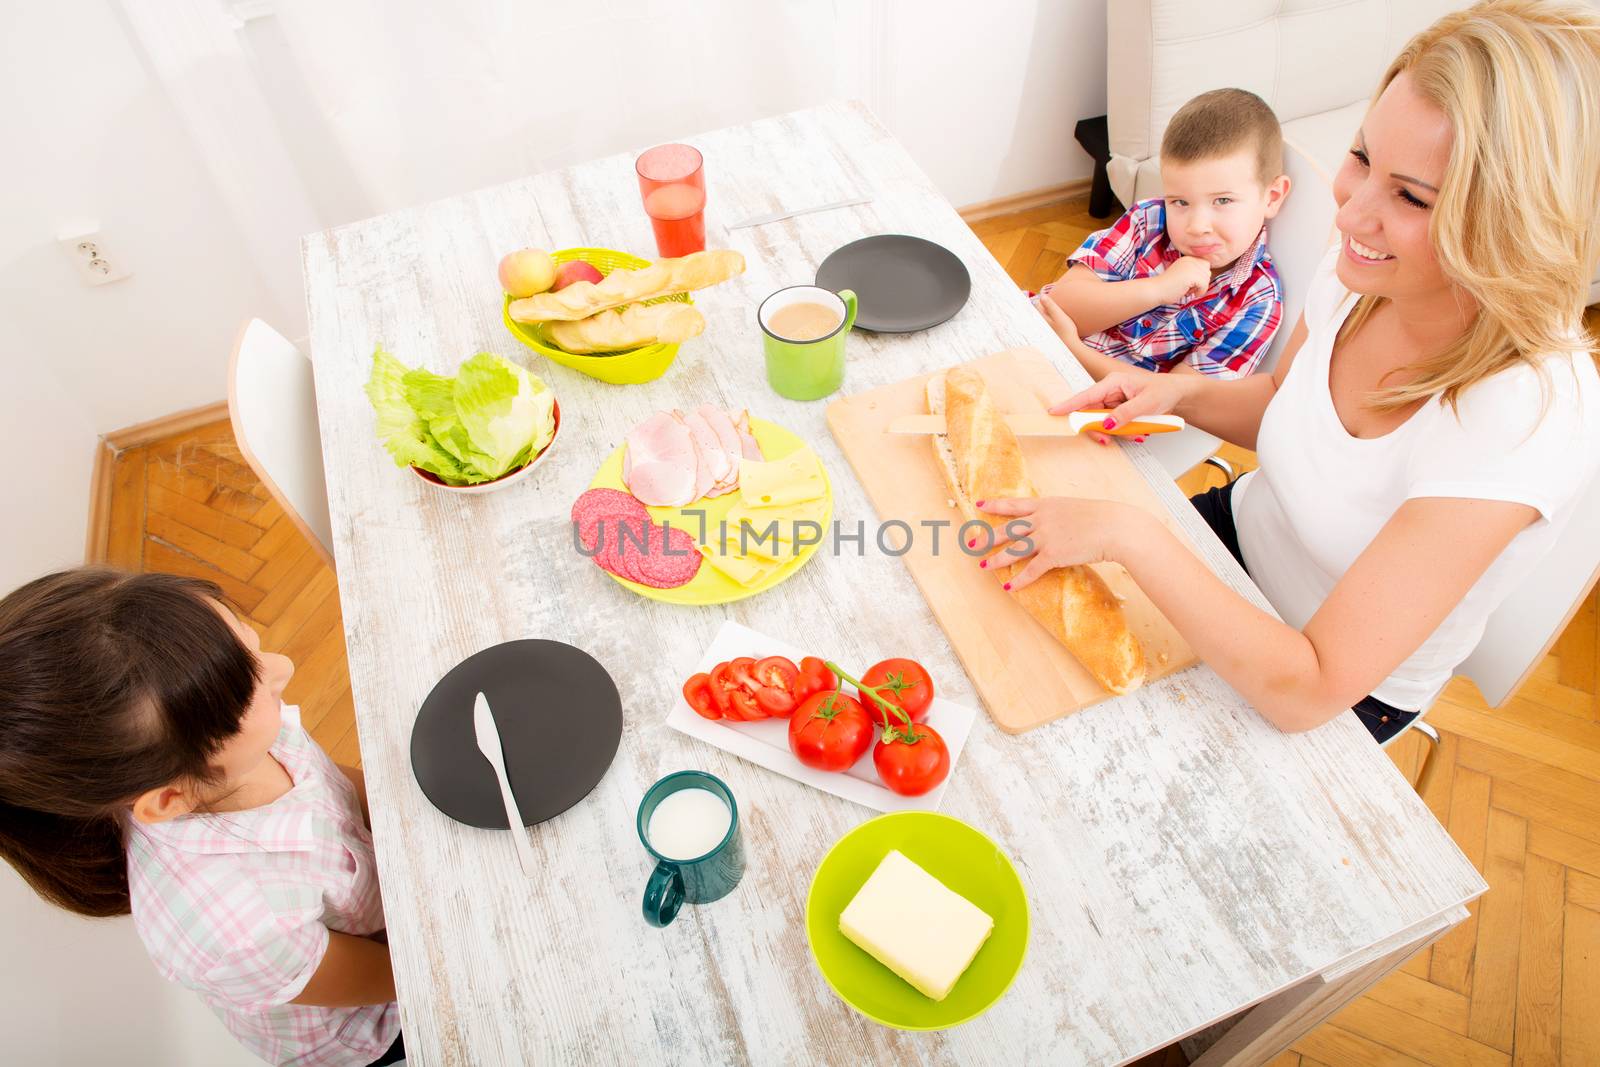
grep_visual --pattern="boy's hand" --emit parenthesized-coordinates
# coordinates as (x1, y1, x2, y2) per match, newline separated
(1162, 256, 1212, 305)
(1035, 293, 1081, 345)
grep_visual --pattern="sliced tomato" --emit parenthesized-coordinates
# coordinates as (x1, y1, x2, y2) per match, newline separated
(754, 685, 797, 717)
(729, 689, 766, 721)
(753, 656, 799, 690)
(729, 657, 760, 693)
(707, 661, 738, 716)
(682, 672, 718, 720)
(796, 656, 838, 700)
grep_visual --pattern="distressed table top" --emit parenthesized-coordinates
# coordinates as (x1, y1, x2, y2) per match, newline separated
(302, 101, 1485, 1066)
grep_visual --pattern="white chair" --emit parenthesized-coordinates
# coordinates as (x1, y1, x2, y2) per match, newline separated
(227, 319, 335, 568)
(1383, 447, 1600, 794)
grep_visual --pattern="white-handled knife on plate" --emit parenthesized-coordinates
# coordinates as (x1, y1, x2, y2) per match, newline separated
(472, 692, 538, 877)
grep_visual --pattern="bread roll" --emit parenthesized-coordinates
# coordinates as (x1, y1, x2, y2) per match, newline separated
(544, 303, 705, 353)
(508, 250, 745, 323)
(928, 367, 1147, 695)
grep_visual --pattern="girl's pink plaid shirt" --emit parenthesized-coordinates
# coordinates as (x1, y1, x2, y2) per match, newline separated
(126, 706, 399, 1066)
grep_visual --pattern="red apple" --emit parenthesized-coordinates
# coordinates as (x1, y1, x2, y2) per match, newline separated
(498, 249, 556, 297)
(552, 260, 604, 291)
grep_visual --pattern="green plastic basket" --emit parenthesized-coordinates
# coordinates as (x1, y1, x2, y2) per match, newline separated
(502, 247, 692, 385)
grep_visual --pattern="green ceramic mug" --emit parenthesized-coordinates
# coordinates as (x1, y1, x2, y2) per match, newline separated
(759, 285, 858, 400)
(638, 771, 744, 927)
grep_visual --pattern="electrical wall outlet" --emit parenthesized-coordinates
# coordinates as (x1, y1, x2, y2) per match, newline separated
(57, 222, 132, 286)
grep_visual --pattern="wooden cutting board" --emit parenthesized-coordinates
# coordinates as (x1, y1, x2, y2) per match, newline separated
(824, 347, 1199, 733)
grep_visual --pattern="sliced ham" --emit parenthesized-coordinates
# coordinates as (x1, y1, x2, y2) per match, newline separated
(697, 406, 744, 494)
(681, 409, 731, 498)
(623, 411, 698, 506)
(730, 408, 763, 460)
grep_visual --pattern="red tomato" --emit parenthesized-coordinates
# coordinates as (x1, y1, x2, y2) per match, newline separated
(707, 662, 738, 716)
(860, 658, 934, 728)
(729, 657, 760, 693)
(787, 691, 874, 772)
(797, 656, 838, 701)
(681, 673, 718, 720)
(873, 722, 950, 796)
(729, 689, 765, 721)
(753, 656, 799, 691)
(749, 656, 800, 717)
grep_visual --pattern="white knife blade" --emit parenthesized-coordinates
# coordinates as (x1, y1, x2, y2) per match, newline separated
(727, 195, 873, 230)
(472, 692, 539, 877)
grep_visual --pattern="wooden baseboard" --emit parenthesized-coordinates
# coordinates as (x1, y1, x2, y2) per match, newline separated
(957, 178, 1093, 223)
(84, 438, 118, 564)
(103, 399, 229, 452)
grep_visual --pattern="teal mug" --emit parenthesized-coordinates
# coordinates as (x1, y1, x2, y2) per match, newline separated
(759, 285, 857, 400)
(638, 771, 744, 927)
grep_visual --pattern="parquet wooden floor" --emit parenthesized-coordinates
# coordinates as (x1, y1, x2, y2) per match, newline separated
(93, 194, 1599, 1066)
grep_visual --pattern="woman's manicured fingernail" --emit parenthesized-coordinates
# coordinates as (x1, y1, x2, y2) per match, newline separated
(1134, 435, 1147, 443)
(1002, 582, 1012, 591)
(979, 559, 988, 569)
(967, 538, 976, 548)
(1102, 418, 1117, 430)
(1098, 437, 1109, 446)
(974, 499, 986, 507)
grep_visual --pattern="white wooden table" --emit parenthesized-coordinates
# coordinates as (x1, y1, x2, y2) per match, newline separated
(302, 102, 1485, 1066)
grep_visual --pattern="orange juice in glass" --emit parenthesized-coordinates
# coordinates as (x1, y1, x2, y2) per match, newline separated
(636, 144, 707, 258)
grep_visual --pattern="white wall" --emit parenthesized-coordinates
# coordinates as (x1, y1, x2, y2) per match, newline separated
(0, 323, 97, 593)
(0, 0, 297, 437)
(877, 0, 1106, 206)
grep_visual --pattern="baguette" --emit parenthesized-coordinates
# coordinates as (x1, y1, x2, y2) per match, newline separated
(544, 303, 706, 353)
(928, 367, 1147, 695)
(508, 250, 745, 323)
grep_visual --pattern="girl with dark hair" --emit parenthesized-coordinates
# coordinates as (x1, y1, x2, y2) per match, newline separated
(0, 568, 403, 1067)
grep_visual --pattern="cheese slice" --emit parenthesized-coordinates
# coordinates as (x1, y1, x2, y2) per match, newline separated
(738, 447, 825, 507)
(838, 850, 994, 1001)
(696, 539, 782, 587)
(724, 497, 830, 558)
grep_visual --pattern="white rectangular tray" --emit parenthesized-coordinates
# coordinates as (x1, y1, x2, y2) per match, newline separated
(666, 620, 978, 812)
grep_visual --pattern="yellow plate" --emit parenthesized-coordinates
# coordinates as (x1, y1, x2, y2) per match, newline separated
(586, 417, 833, 605)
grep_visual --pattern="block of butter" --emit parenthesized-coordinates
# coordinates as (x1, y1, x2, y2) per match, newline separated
(838, 850, 994, 1001)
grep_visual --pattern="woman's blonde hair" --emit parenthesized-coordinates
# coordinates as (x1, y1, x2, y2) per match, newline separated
(1343, 0, 1600, 412)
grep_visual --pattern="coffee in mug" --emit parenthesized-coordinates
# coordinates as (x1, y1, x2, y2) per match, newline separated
(768, 301, 842, 342)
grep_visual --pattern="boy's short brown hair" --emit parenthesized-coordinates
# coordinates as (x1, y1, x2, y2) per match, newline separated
(1160, 88, 1284, 185)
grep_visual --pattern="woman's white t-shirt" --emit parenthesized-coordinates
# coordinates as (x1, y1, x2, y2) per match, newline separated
(1232, 243, 1600, 710)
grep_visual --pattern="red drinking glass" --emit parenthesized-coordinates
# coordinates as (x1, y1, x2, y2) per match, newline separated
(636, 143, 707, 259)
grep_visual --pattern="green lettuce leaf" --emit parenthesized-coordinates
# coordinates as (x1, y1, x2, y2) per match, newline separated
(365, 346, 555, 486)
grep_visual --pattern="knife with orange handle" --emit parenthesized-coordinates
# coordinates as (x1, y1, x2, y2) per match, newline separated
(887, 409, 1185, 438)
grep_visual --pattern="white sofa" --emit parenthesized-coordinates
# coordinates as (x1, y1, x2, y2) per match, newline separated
(1104, 0, 1600, 352)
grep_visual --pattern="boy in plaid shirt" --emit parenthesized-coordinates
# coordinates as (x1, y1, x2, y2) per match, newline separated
(1036, 88, 1290, 381)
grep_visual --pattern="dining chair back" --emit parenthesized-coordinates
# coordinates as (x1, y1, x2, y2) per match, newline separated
(227, 319, 335, 568)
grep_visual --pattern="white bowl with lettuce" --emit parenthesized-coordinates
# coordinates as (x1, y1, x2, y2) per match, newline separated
(366, 346, 560, 494)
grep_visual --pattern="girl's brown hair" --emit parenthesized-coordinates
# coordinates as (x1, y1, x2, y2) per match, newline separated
(0, 568, 258, 917)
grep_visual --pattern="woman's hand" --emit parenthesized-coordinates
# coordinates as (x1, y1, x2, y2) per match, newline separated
(1050, 367, 1196, 439)
(974, 496, 1151, 591)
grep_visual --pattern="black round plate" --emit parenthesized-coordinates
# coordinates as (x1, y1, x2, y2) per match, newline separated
(815, 234, 972, 332)
(410, 640, 622, 829)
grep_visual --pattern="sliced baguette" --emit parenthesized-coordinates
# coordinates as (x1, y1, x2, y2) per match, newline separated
(928, 367, 1147, 696)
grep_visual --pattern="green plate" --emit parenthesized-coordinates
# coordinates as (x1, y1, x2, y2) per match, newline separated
(805, 811, 1029, 1030)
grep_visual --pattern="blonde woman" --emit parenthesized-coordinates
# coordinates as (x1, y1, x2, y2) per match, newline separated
(981, 0, 1600, 742)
